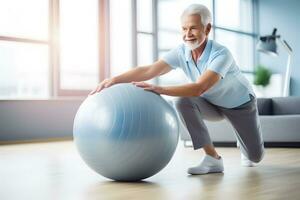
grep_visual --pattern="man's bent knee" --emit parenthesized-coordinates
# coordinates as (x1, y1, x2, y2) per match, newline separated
(248, 145, 265, 163)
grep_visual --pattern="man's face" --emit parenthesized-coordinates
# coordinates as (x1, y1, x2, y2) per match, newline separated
(181, 14, 210, 49)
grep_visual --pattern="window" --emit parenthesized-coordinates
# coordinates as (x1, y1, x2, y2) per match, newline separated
(109, 0, 156, 83)
(136, 0, 154, 66)
(215, 0, 253, 33)
(0, 0, 103, 99)
(137, 34, 154, 66)
(109, 0, 133, 77)
(0, 0, 48, 40)
(0, 0, 49, 99)
(59, 0, 99, 91)
(214, 0, 255, 71)
(215, 29, 254, 71)
(0, 41, 49, 99)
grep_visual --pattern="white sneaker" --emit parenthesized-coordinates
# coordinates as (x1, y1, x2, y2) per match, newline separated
(237, 141, 255, 167)
(188, 155, 224, 175)
(241, 153, 255, 167)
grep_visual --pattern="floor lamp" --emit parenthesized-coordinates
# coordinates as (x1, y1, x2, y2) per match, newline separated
(256, 28, 293, 97)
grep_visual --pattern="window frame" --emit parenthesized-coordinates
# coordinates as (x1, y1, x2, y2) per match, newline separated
(0, 0, 108, 99)
(54, 0, 108, 96)
(133, 0, 158, 66)
(0, 0, 51, 99)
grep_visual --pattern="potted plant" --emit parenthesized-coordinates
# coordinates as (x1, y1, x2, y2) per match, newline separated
(254, 65, 272, 87)
(253, 65, 272, 96)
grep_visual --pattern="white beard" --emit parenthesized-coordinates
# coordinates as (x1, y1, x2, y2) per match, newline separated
(184, 40, 201, 50)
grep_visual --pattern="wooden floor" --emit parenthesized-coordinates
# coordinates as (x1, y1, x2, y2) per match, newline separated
(1, 140, 300, 200)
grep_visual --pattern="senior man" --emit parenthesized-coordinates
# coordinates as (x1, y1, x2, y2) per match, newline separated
(90, 4, 264, 175)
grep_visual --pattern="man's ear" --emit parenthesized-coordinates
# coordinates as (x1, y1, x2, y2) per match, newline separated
(205, 23, 212, 36)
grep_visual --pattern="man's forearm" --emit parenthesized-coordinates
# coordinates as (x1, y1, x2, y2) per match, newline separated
(161, 83, 205, 97)
(113, 66, 153, 83)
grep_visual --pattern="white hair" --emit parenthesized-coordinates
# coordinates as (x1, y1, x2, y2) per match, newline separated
(181, 4, 212, 26)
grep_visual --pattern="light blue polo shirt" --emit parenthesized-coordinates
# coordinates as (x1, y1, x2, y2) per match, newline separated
(162, 40, 255, 108)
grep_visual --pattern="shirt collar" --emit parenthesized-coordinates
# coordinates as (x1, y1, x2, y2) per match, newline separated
(184, 40, 212, 63)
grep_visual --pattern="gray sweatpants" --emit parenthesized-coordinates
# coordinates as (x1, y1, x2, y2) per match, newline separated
(175, 95, 264, 163)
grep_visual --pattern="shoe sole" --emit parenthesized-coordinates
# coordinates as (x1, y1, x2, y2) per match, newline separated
(188, 167, 224, 175)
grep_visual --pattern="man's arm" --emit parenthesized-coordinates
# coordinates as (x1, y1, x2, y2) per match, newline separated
(113, 60, 172, 84)
(134, 70, 220, 97)
(162, 70, 220, 96)
(90, 60, 172, 94)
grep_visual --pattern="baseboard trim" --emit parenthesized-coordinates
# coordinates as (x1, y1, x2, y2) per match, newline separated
(0, 137, 73, 145)
(2, 139, 300, 147)
(182, 141, 300, 148)
(263, 142, 300, 148)
(213, 142, 300, 148)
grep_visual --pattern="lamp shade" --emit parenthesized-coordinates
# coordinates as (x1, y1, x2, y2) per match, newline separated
(256, 28, 279, 57)
(256, 38, 278, 56)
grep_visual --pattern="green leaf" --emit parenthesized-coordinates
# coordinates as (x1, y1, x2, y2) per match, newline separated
(253, 65, 272, 87)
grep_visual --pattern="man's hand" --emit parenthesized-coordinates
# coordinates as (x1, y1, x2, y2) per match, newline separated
(132, 82, 164, 94)
(89, 78, 116, 95)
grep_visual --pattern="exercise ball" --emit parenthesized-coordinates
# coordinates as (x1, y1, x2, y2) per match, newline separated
(73, 83, 179, 181)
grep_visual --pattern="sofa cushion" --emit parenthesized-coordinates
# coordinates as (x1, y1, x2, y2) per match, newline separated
(257, 98, 273, 115)
(272, 97, 300, 115)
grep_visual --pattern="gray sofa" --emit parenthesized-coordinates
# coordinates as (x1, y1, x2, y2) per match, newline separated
(178, 97, 300, 147)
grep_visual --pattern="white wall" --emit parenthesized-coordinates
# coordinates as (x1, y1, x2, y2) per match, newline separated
(258, 0, 300, 96)
(0, 99, 83, 142)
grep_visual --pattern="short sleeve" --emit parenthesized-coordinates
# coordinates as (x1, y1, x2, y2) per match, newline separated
(161, 46, 181, 69)
(208, 48, 233, 78)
